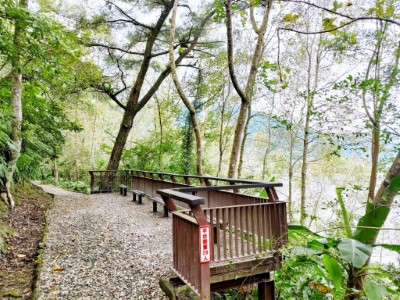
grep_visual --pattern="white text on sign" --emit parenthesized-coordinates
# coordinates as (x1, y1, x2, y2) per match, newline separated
(199, 225, 211, 263)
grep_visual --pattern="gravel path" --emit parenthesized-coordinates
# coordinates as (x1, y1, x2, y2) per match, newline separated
(36, 184, 173, 300)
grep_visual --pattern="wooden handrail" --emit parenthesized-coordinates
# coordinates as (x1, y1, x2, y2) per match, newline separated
(158, 189, 205, 206)
(130, 169, 276, 185)
(176, 183, 282, 192)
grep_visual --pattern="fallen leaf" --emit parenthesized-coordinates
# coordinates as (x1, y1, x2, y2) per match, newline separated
(15, 254, 26, 258)
(52, 266, 65, 272)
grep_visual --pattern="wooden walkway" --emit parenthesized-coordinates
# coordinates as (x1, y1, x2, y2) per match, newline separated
(90, 170, 288, 299)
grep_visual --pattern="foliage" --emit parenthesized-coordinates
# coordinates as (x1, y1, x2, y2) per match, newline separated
(0, 0, 100, 186)
(59, 181, 90, 194)
(213, 287, 257, 300)
(275, 225, 400, 299)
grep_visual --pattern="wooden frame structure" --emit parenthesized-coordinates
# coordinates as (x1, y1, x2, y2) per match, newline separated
(89, 170, 288, 299)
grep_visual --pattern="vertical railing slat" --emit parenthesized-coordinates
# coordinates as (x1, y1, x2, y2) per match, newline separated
(216, 208, 221, 261)
(222, 208, 227, 260)
(234, 206, 238, 258)
(239, 206, 245, 257)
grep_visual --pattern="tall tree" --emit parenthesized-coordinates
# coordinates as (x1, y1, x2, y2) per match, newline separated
(169, 1, 215, 177)
(0, 0, 97, 207)
(87, 1, 215, 176)
(224, 0, 274, 178)
(0, 0, 27, 208)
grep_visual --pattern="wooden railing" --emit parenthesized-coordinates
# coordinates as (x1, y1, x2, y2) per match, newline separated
(172, 211, 203, 294)
(88, 169, 287, 300)
(89, 169, 131, 193)
(203, 202, 287, 262)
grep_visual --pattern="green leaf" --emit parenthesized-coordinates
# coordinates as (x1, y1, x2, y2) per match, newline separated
(374, 244, 400, 253)
(337, 238, 372, 268)
(365, 280, 387, 300)
(312, 264, 329, 281)
(291, 246, 319, 255)
(307, 238, 335, 250)
(353, 203, 390, 243)
(288, 225, 322, 239)
(282, 13, 300, 23)
(322, 17, 337, 33)
(332, 1, 343, 12)
(388, 176, 400, 193)
(322, 254, 342, 291)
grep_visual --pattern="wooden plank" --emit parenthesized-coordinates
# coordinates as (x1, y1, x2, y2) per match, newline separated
(262, 204, 266, 252)
(222, 208, 227, 260)
(234, 206, 238, 258)
(210, 208, 214, 259)
(246, 206, 250, 255)
(210, 256, 279, 283)
(216, 208, 221, 261)
(251, 206, 256, 254)
(158, 189, 205, 206)
(257, 205, 262, 253)
(239, 206, 244, 257)
(258, 280, 275, 300)
(228, 207, 233, 259)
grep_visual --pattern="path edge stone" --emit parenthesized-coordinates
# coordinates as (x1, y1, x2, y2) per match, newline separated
(30, 181, 55, 300)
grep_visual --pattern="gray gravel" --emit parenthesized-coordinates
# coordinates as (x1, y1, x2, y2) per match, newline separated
(36, 184, 173, 300)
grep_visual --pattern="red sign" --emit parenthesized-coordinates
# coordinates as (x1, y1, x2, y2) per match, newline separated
(199, 225, 211, 264)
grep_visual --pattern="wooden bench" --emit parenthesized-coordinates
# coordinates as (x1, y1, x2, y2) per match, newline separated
(119, 184, 128, 196)
(151, 196, 169, 217)
(132, 189, 146, 204)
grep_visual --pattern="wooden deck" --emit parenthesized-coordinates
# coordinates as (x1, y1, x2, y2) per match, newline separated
(89, 170, 288, 300)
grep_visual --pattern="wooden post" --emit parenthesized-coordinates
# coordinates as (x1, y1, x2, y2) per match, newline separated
(258, 280, 274, 300)
(191, 205, 211, 300)
(184, 176, 191, 185)
(89, 171, 94, 194)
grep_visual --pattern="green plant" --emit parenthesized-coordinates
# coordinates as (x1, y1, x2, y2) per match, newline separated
(59, 181, 90, 194)
(275, 225, 400, 299)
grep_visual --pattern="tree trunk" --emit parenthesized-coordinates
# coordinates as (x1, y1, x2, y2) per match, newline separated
(261, 149, 268, 181)
(225, 0, 273, 178)
(105, 2, 173, 173)
(237, 106, 251, 178)
(52, 160, 59, 185)
(300, 36, 321, 225)
(103, 3, 213, 181)
(217, 89, 226, 177)
(91, 110, 97, 169)
(299, 47, 313, 225)
(155, 96, 164, 168)
(0, 0, 28, 208)
(228, 103, 250, 178)
(287, 131, 295, 223)
(367, 126, 380, 200)
(299, 97, 310, 226)
(169, 0, 204, 176)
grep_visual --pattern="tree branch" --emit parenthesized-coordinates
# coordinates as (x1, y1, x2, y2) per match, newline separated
(225, 0, 247, 103)
(86, 42, 145, 56)
(280, 0, 400, 27)
(136, 9, 216, 111)
(279, 18, 360, 35)
(106, 1, 153, 30)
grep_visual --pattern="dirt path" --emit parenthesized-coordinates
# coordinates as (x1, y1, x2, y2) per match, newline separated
(0, 183, 52, 300)
(36, 184, 173, 300)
